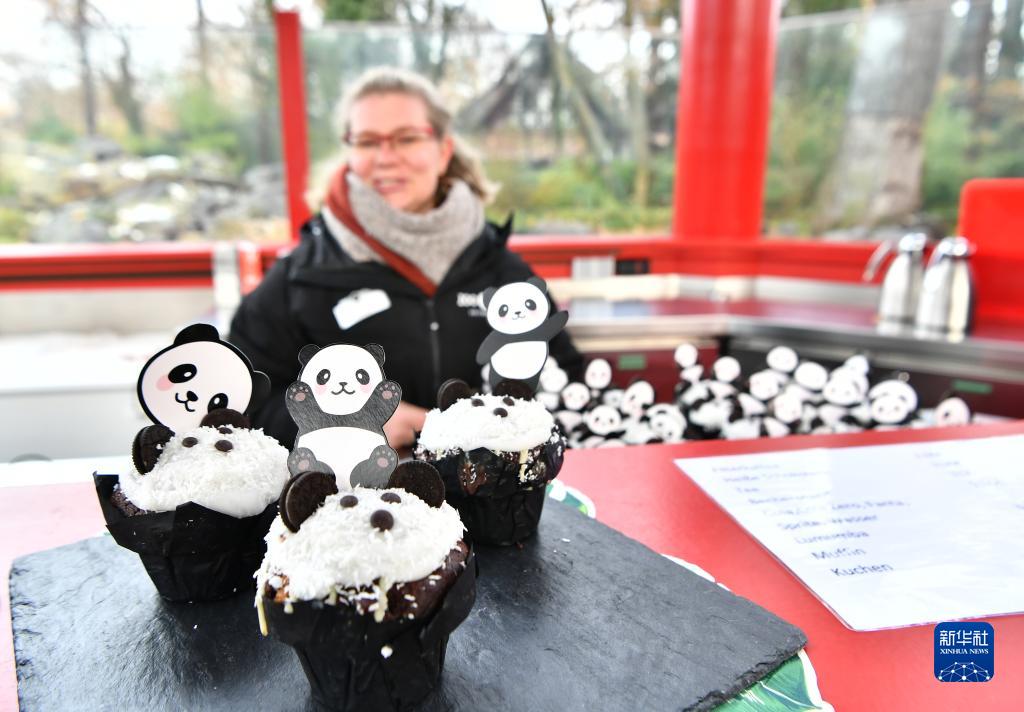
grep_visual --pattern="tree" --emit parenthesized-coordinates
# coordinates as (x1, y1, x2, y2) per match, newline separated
(41, 0, 99, 136)
(813, 0, 949, 233)
(997, 0, 1024, 78)
(103, 32, 145, 136)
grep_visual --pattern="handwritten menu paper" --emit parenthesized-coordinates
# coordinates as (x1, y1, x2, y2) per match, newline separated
(675, 435, 1024, 631)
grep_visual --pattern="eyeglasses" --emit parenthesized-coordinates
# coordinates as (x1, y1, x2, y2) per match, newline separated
(344, 126, 437, 155)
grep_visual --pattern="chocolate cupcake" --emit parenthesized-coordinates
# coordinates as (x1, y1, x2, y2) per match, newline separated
(95, 411, 289, 602)
(414, 380, 567, 545)
(257, 466, 476, 712)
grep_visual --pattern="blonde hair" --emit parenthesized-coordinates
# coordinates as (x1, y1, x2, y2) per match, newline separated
(306, 66, 498, 210)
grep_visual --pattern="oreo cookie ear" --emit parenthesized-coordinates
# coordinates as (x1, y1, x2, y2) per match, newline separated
(493, 379, 535, 400)
(280, 471, 339, 532)
(200, 408, 251, 429)
(132, 424, 174, 474)
(388, 461, 445, 508)
(437, 378, 473, 410)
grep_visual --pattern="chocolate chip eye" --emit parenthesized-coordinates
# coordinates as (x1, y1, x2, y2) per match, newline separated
(208, 393, 228, 412)
(316, 369, 331, 385)
(217, 426, 233, 434)
(168, 363, 196, 383)
(502, 396, 515, 406)
(493, 407, 508, 417)
(471, 398, 484, 407)
(370, 509, 394, 531)
(381, 492, 401, 504)
(182, 436, 198, 447)
(498, 304, 509, 317)
(215, 439, 233, 452)
(340, 495, 358, 508)
(525, 299, 537, 310)
(355, 368, 370, 385)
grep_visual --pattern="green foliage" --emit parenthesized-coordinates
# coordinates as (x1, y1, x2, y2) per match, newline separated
(26, 112, 77, 145)
(320, 0, 396, 22)
(172, 84, 242, 168)
(0, 207, 31, 243)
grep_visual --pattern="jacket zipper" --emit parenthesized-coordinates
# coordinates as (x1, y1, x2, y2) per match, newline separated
(424, 297, 442, 396)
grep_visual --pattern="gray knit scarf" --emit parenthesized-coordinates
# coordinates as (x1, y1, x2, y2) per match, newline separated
(321, 173, 485, 286)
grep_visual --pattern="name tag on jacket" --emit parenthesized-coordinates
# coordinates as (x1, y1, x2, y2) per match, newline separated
(333, 289, 391, 330)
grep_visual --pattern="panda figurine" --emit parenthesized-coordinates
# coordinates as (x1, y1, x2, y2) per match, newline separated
(476, 277, 569, 393)
(537, 359, 569, 413)
(575, 404, 625, 448)
(584, 358, 615, 403)
(766, 346, 799, 383)
(934, 394, 972, 427)
(867, 377, 919, 430)
(647, 403, 687, 443)
(285, 343, 402, 487)
(673, 343, 704, 399)
(813, 366, 869, 434)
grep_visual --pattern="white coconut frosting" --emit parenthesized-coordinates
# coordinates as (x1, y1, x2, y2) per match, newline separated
(417, 393, 555, 454)
(119, 425, 289, 518)
(256, 487, 464, 606)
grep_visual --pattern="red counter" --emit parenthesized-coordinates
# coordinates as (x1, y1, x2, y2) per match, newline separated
(3, 421, 1023, 710)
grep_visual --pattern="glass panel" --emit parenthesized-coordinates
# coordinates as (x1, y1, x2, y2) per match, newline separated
(765, 0, 1024, 240)
(1, 21, 284, 245)
(302, 25, 678, 235)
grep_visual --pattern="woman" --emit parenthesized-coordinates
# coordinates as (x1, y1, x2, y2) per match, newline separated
(229, 66, 582, 449)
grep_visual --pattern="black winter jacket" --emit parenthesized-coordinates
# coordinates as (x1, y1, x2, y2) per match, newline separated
(228, 214, 583, 446)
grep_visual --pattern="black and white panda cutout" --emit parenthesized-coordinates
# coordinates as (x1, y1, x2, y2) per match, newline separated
(476, 277, 569, 393)
(137, 323, 270, 435)
(867, 378, 919, 429)
(620, 379, 655, 420)
(814, 366, 869, 433)
(285, 343, 401, 488)
(537, 358, 569, 412)
(673, 343, 704, 397)
(766, 346, 799, 381)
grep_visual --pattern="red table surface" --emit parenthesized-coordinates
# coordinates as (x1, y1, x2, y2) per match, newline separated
(3, 421, 1023, 711)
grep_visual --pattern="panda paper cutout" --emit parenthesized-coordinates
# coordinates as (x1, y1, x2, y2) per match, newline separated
(476, 277, 568, 393)
(285, 343, 401, 489)
(137, 323, 270, 434)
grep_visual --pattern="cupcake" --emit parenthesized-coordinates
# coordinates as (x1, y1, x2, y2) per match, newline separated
(95, 409, 289, 601)
(257, 463, 476, 712)
(414, 379, 567, 545)
(94, 323, 282, 601)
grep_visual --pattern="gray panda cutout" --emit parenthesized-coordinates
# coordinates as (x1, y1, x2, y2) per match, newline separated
(285, 343, 401, 489)
(476, 277, 569, 393)
(137, 323, 270, 434)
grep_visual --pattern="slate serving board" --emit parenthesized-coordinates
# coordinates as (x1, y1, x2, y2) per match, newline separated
(11, 499, 806, 712)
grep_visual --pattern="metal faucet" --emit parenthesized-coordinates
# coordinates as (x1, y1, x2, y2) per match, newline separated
(863, 232, 928, 331)
(915, 236, 975, 339)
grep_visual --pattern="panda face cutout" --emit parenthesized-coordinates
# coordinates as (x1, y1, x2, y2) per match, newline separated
(584, 405, 623, 436)
(934, 396, 971, 427)
(560, 382, 591, 412)
(584, 359, 613, 390)
(868, 379, 918, 425)
(620, 381, 655, 419)
(138, 326, 259, 433)
(299, 345, 384, 416)
(771, 392, 804, 425)
(484, 281, 550, 336)
(601, 388, 624, 410)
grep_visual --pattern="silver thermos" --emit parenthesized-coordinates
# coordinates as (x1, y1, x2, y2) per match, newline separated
(915, 236, 975, 339)
(863, 232, 927, 331)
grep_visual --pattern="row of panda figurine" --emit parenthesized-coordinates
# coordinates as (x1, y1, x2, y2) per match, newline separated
(528, 345, 974, 449)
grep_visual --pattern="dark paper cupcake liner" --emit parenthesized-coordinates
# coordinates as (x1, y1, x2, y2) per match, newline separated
(94, 473, 278, 602)
(420, 429, 566, 545)
(262, 550, 477, 712)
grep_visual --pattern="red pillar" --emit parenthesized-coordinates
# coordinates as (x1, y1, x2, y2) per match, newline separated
(672, 0, 781, 241)
(274, 10, 311, 242)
